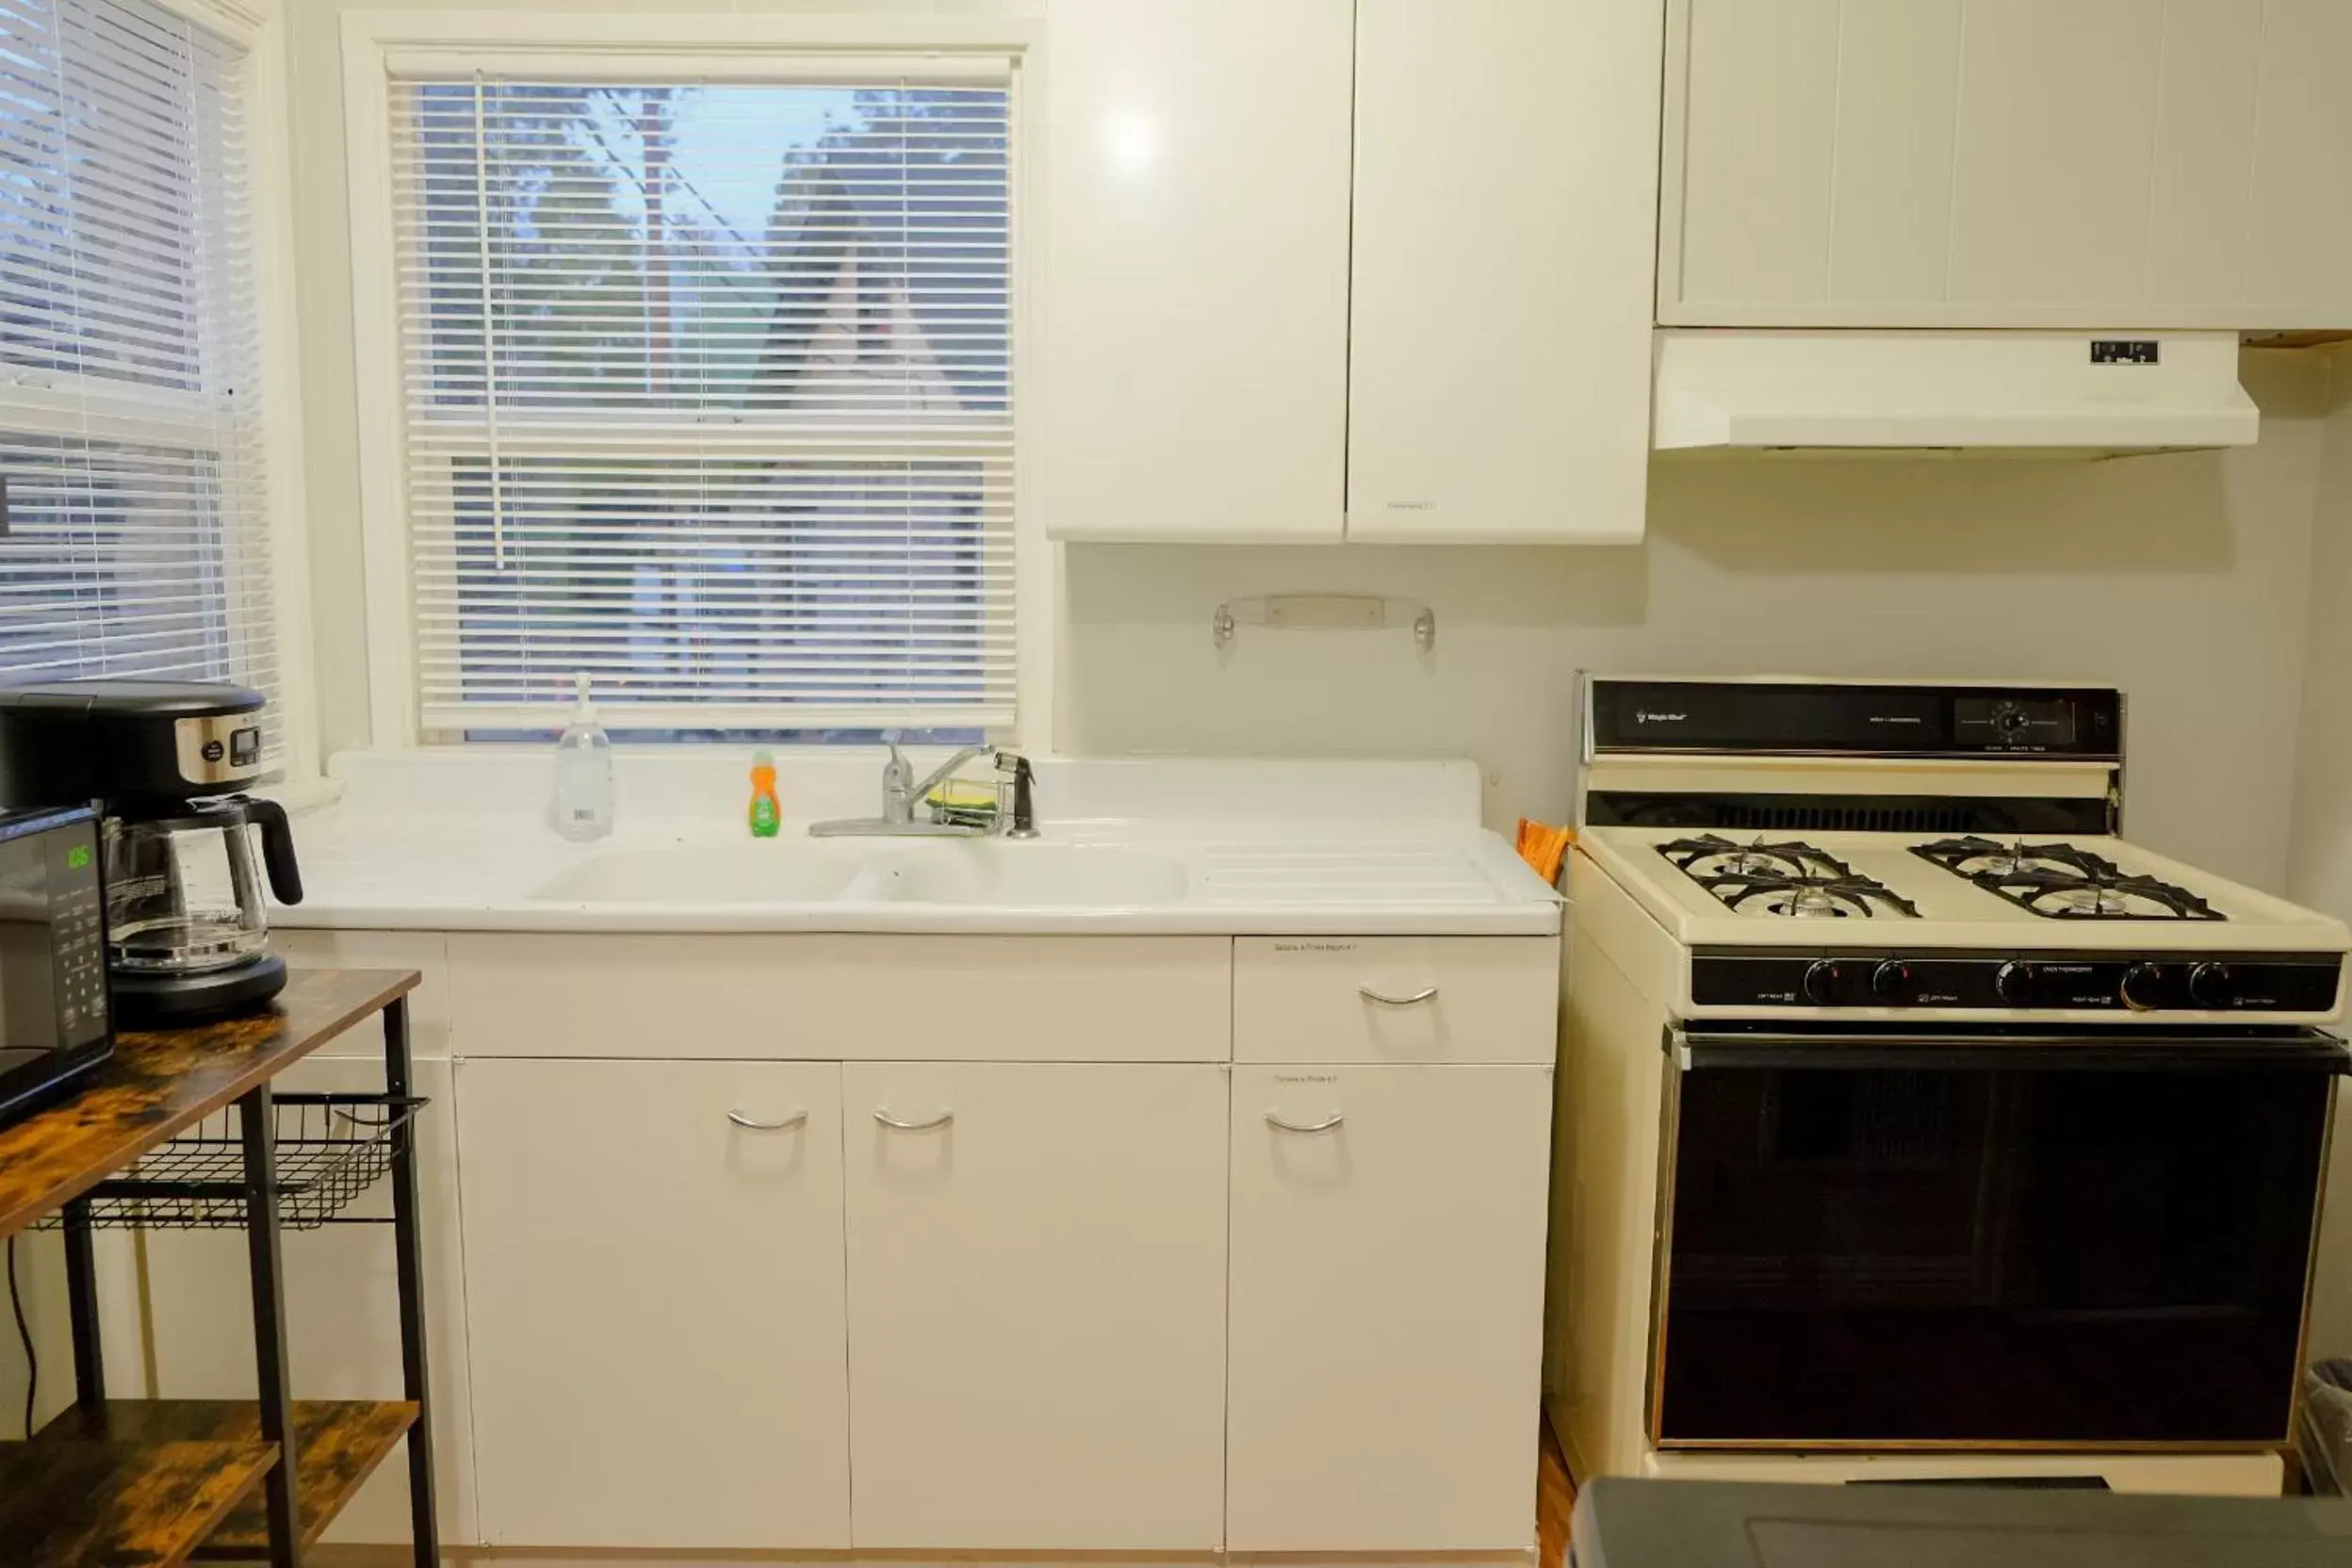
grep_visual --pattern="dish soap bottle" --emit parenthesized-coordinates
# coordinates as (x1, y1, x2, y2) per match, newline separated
(748, 748, 781, 838)
(550, 672, 614, 841)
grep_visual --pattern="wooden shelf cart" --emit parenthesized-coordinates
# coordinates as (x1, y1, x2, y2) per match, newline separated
(0, 969, 437, 1568)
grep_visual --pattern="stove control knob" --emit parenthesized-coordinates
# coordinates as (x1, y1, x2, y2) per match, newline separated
(2121, 962, 2167, 1012)
(1803, 960, 1850, 1006)
(2188, 962, 2236, 1009)
(1995, 960, 2036, 1006)
(1870, 960, 1915, 1004)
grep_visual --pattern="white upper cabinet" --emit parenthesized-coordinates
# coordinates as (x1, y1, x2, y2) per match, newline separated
(1041, 0, 1354, 542)
(1661, 0, 2352, 329)
(1347, 0, 1663, 545)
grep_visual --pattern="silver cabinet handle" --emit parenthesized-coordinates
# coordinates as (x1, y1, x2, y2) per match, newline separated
(727, 1108, 808, 1132)
(874, 1107, 955, 1131)
(1266, 1110, 1345, 1134)
(1359, 984, 1439, 1006)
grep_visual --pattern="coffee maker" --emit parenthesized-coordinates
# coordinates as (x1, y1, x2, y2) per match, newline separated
(0, 680, 303, 1024)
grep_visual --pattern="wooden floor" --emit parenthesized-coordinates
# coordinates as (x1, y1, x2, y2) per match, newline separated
(1538, 1416, 1575, 1568)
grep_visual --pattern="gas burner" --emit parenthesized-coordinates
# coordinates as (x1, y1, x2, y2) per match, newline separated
(1658, 834, 1921, 920)
(1911, 837, 2224, 922)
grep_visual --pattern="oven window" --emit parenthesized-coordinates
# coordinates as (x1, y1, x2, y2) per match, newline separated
(1658, 1053, 2333, 1446)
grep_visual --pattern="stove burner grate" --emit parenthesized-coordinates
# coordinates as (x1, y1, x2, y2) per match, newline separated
(1658, 834, 1922, 920)
(1911, 836, 2224, 922)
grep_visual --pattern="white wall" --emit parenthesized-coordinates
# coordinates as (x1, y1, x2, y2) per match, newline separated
(2288, 350, 2352, 1363)
(1066, 352, 2331, 890)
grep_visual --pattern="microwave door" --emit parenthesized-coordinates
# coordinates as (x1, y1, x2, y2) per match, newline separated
(0, 827, 58, 1055)
(1653, 1025, 2344, 1450)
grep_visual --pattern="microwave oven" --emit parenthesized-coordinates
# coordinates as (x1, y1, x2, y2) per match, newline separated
(0, 805, 111, 1122)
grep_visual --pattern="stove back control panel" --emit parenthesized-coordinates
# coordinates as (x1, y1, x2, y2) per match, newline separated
(1691, 952, 2344, 1012)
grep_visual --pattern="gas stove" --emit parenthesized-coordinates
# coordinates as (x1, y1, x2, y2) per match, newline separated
(1569, 678, 2349, 1021)
(1547, 677, 2349, 1498)
(1587, 824, 2343, 1017)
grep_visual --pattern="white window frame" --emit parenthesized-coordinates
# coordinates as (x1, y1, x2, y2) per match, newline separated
(339, 8, 1049, 750)
(0, 0, 321, 781)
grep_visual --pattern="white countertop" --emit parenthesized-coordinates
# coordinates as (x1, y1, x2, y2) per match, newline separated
(273, 752, 1564, 938)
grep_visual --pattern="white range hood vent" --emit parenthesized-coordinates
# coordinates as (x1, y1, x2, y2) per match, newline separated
(1652, 330, 2259, 455)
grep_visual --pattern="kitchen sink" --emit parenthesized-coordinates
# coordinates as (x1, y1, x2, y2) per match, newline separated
(529, 841, 1188, 908)
(530, 844, 871, 905)
(837, 842, 1189, 906)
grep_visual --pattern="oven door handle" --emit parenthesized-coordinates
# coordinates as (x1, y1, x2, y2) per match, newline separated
(1668, 1025, 2352, 1074)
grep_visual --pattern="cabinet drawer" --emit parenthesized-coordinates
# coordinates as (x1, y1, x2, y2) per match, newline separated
(447, 934, 1232, 1061)
(1233, 937, 1558, 1064)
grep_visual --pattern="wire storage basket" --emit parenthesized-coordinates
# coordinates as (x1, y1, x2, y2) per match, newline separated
(38, 1092, 426, 1232)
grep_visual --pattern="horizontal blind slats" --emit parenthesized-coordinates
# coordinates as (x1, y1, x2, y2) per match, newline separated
(0, 0, 276, 747)
(394, 69, 1015, 730)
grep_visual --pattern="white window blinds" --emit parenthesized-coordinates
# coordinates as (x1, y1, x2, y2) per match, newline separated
(0, 0, 275, 738)
(388, 71, 1016, 735)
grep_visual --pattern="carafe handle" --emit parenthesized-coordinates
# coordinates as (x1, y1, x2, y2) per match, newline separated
(242, 796, 304, 906)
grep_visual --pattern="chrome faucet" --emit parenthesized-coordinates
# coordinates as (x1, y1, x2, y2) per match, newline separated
(809, 737, 1037, 839)
(883, 739, 989, 826)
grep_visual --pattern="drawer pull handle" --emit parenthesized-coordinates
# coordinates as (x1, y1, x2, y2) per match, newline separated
(727, 1108, 808, 1132)
(1359, 984, 1439, 1006)
(1266, 1110, 1345, 1134)
(874, 1107, 956, 1131)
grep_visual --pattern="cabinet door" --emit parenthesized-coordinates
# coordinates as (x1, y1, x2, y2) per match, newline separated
(1042, 0, 1352, 542)
(1348, 0, 1659, 545)
(1228, 1065, 1551, 1551)
(1662, 0, 2352, 329)
(843, 1063, 1227, 1547)
(457, 1059, 849, 1548)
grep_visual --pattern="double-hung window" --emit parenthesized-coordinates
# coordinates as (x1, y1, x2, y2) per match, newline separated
(0, 0, 277, 743)
(384, 59, 1015, 741)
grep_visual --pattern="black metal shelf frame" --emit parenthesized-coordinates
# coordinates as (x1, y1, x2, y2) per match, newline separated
(55, 995, 438, 1568)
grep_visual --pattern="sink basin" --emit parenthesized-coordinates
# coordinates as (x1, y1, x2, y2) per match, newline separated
(529, 841, 1188, 908)
(840, 842, 1189, 907)
(531, 844, 868, 905)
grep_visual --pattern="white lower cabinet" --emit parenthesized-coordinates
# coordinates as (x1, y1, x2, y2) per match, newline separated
(456, 1058, 851, 1548)
(361, 931, 1558, 1556)
(841, 1062, 1230, 1548)
(1226, 1064, 1554, 1551)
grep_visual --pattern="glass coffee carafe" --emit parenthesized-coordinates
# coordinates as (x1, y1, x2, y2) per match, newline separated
(103, 795, 302, 1021)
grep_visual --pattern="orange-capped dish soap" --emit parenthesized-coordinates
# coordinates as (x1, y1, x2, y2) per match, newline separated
(748, 748, 780, 838)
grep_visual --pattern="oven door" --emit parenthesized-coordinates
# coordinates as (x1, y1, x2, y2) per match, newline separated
(1653, 1023, 2346, 1450)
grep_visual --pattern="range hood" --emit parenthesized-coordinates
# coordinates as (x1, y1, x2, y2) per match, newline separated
(1652, 329, 2258, 454)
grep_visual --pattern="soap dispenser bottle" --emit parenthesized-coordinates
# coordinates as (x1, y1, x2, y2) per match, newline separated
(550, 672, 614, 841)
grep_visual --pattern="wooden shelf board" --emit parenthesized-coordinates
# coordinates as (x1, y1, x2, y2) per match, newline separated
(0, 1433, 275, 1568)
(40, 1398, 419, 1557)
(0, 968, 421, 1239)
